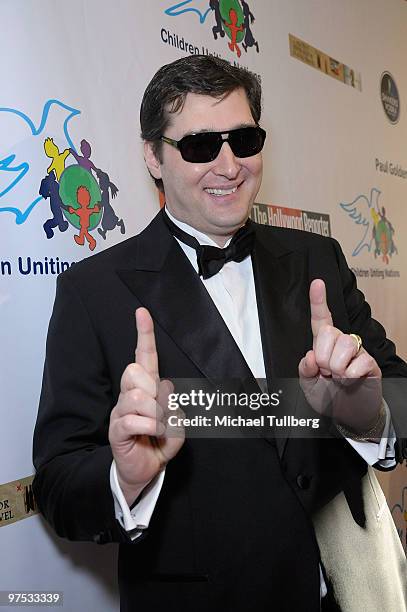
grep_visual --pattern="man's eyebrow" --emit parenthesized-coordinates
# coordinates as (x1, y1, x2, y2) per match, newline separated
(183, 122, 257, 136)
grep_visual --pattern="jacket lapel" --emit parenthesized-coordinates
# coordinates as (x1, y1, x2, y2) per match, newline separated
(116, 210, 257, 388)
(252, 226, 313, 456)
(252, 226, 313, 378)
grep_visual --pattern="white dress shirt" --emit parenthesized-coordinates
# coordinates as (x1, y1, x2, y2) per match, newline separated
(110, 208, 396, 596)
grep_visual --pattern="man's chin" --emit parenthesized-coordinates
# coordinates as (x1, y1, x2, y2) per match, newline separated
(205, 215, 250, 243)
(210, 208, 251, 231)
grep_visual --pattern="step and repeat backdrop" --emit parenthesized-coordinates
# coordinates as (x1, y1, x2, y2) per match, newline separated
(1, 1, 406, 609)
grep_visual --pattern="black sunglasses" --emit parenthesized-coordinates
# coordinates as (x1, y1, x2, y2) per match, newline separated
(160, 125, 266, 163)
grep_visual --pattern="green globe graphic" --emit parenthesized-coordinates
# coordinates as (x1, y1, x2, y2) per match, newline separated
(220, 0, 245, 43)
(376, 219, 391, 257)
(59, 165, 102, 231)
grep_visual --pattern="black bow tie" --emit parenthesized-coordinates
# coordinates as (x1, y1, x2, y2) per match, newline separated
(163, 211, 255, 279)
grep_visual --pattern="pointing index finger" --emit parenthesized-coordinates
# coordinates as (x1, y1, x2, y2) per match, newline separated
(310, 279, 333, 340)
(135, 307, 159, 381)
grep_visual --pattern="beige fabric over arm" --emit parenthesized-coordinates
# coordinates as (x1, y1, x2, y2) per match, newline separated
(313, 467, 407, 611)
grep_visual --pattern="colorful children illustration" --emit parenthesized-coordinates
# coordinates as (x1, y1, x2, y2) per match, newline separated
(371, 206, 397, 264)
(209, 0, 225, 40)
(69, 139, 97, 174)
(39, 134, 125, 249)
(224, 8, 244, 58)
(44, 137, 70, 181)
(39, 172, 69, 238)
(241, 0, 259, 53)
(67, 185, 100, 251)
(95, 168, 125, 239)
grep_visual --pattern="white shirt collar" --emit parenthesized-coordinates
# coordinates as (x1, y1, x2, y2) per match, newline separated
(164, 206, 233, 247)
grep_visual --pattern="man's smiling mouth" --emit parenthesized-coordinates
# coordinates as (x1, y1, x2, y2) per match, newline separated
(204, 186, 239, 196)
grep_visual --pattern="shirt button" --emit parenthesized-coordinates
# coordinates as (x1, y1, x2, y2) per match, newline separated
(296, 474, 311, 490)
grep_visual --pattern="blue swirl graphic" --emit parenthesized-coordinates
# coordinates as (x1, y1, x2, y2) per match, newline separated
(165, 0, 211, 24)
(0, 99, 80, 224)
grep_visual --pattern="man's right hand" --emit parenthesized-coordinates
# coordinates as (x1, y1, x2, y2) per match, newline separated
(109, 307, 185, 507)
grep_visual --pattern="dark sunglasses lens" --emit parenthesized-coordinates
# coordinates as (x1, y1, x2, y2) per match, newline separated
(177, 127, 266, 162)
(179, 133, 221, 163)
(229, 127, 266, 157)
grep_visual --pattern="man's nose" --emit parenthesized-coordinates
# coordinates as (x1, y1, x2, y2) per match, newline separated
(213, 142, 240, 178)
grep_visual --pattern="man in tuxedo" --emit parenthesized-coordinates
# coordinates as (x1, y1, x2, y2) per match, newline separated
(33, 55, 407, 611)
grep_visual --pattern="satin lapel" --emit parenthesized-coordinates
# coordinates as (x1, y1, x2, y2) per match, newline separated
(116, 211, 256, 388)
(251, 226, 313, 457)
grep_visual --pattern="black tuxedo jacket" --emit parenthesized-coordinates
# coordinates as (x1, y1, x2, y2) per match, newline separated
(33, 210, 407, 611)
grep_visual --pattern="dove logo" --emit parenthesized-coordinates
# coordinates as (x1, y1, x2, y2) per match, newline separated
(165, 0, 212, 23)
(0, 100, 79, 225)
(164, 0, 260, 59)
(340, 188, 398, 264)
(0, 99, 126, 251)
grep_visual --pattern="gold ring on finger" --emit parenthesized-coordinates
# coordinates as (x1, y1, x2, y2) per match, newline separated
(349, 333, 362, 353)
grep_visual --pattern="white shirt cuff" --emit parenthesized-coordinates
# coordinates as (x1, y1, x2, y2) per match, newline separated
(110, 461, 165, 539)
(345, 400, 396, 468)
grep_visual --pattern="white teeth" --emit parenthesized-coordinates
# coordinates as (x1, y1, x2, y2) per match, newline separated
(205, 187, 237, 196)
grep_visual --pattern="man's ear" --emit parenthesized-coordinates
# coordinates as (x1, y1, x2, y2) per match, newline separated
(144, 141, 162, 180)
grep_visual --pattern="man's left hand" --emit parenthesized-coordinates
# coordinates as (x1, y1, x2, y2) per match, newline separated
(298, 279, 383, 433)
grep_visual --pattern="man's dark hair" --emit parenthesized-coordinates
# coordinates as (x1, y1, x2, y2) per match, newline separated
(140, 54, 262, 192)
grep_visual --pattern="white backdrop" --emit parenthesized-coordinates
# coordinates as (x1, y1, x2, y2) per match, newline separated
(1, 1, 406, 609)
